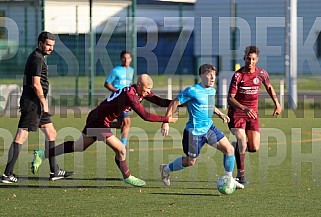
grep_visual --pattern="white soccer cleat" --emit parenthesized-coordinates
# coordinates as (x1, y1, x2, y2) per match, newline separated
(234, 179, 245, 189)
(160, 164, 170, 186)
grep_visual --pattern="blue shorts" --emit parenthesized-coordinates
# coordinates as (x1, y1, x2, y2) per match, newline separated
(182, 125, 225, 158)
(117, 111, 130, 121)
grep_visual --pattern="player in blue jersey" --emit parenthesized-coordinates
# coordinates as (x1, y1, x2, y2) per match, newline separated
(160, 64, 244, 189)
(104, 50, 134, 147)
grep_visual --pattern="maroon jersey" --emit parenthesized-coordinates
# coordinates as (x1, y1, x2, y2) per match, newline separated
(228, 67, 271, 114)
(91, 85, 170, 128)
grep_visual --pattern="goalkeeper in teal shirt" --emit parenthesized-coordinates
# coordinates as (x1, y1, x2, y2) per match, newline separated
(104, 50, 134, 147)
(160, 64, 244, 190)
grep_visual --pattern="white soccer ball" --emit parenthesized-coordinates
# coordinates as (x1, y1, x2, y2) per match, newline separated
(217, 175, 236, 195)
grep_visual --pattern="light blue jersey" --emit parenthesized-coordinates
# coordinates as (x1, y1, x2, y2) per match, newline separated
(177, 83, 216, 135)
(105, 65, 134, 91)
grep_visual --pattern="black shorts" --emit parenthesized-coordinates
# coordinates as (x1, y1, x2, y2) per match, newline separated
(18, 98, 51, 132)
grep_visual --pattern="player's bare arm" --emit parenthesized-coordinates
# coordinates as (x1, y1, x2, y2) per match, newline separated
(214, 107, 230, 123)
(32, 76, 48, 113)
(265, 84, 282, 116)
(161, 98, 180, 136)
(104, 82, 117, 92)
(228, 93, 258, 119)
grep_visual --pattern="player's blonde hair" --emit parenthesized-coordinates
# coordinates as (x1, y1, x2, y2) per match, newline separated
(137, 74, 153, 86)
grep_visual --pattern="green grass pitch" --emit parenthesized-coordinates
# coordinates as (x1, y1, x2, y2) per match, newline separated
(0, 108, 321, 216)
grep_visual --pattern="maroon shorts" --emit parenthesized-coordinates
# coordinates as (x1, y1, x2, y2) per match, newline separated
(82, 109, 114, 141)
(228, 113, 260, 132)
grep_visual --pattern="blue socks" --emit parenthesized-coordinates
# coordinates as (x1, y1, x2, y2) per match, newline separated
(224, 154, 235, 176)
(166, 155, 235, 176)
(121, 138, 128, 146)
(168, 157, 186, 172)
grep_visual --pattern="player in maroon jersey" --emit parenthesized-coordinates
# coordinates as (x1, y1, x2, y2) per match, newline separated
(31, 74, 177, 187)
(227, 46, 281, 184)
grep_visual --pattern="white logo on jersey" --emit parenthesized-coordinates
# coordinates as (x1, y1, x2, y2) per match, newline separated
(239, 86, 259, 95)
(253, 77, 260, 85)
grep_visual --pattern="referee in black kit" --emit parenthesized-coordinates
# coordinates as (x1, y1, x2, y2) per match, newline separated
(1, 31, 72, 183)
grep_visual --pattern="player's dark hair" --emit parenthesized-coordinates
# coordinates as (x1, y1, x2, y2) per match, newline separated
(120, 50, 132, 59)
(38, 31, 55, 43)
(244, 45, 260, 56)
(198, 64, 216, 76)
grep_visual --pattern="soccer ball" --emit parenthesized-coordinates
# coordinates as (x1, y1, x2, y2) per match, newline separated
(217, 175, 236, 195)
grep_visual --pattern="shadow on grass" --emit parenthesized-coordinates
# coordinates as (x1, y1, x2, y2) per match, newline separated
(0, 176, 131, 189)
(143, 178, 211, 183)
(150, 192, 219, 197)
(11, 176, 123, 181)
(0, 184, 130, 189)
(0, 176, 220, 191)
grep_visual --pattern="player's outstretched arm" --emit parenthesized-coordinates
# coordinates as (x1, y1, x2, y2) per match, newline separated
(130, 98, 174, 123)
(144, 93, 172, 107)
(161, 98, 180, 136)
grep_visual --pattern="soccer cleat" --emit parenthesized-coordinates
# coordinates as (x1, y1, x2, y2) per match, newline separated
(236, 176, 250, 185)
(50, 169, 74, 181)
(234, 179, 245, 189)
(1, 173, 18, 183)
(31, 148, 45, 174)
(124, 175, 146, 187)
(160, 164, 170, 186)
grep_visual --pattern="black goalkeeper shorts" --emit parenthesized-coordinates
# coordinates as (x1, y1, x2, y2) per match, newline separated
(18, 98, 51, 132)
